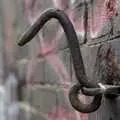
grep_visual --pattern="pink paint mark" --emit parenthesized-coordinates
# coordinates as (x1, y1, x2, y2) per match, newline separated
(90, 0, 117, 37)
(53, 0, 117, 38)
(52, 0, 86, 37)
(69, 8, 85, 37)
(38, 35, 70, 83)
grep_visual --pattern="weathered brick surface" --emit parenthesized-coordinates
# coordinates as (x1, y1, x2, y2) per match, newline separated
(72, 44, 99, 83)
(44, 48, 71, 84)
(15, 0, 120, 120)
(30, 85, 57, 113)
(22, 85, 72, 119)
(113, 2, 120, 35)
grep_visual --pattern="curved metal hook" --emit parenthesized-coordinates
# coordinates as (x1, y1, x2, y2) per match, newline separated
(17, 8, 102, 113)
(69, 83, 102, 113)
(17, 8, 97, 88)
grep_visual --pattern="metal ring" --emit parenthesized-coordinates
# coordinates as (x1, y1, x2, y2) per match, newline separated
(69, 83, 102, 113)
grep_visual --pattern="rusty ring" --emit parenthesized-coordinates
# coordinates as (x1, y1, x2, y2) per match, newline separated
(69, 83, 102, 113)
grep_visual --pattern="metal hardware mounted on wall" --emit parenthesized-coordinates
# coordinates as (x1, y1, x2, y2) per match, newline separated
(17, 8, 120, 113)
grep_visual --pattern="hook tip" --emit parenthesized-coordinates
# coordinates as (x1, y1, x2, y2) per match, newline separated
(17, 38, 25, 46)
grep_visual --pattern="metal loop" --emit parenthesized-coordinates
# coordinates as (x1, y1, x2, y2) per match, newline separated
(69, 83, 102, 113)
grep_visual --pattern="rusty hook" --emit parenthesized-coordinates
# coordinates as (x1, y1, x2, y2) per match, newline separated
(17, 8, 102, 113)
(17, 8, 97, 88)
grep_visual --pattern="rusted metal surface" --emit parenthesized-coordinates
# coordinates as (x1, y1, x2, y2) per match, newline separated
(82, 44, 120, 97)
(69, 83, 102, 113)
